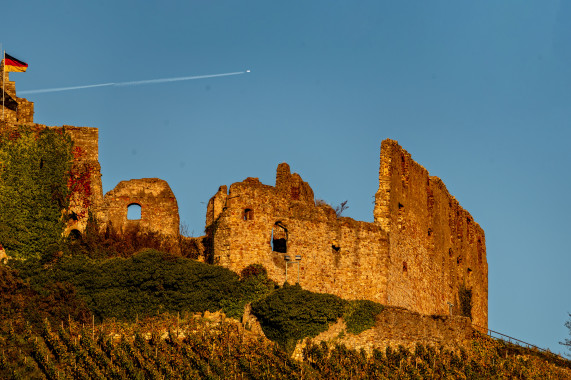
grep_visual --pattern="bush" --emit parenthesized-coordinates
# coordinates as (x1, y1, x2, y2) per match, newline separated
(13, 249, 246, 322)
(251, 283, 345, 353)
(223, 264, 276, 319)
(344, 300, 384, 335)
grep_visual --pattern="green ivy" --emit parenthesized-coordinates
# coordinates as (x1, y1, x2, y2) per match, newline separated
(344, 300, 385, 335)
(0, 127, 73, 260)
(458, 283, 473, 319)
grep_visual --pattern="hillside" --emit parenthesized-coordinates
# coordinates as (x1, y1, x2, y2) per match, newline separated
(2, 310, 570, 379)
(1, 250, 570, 379)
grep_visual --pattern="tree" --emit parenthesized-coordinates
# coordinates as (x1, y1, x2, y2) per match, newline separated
(561, 313, 571, 357)
(335, 200, 349, 217)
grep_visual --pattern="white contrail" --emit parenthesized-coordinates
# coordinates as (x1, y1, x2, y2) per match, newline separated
(19, 70, 249, 95)
(114, 71, 246, 87)
(20, 83, 115, 94)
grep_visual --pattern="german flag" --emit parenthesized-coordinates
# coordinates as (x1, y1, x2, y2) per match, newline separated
(2, 53, 28, 72)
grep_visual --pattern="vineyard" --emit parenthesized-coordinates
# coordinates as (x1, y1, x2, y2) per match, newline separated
(1, 313, 570, 379)
(1, 250, 571, 379)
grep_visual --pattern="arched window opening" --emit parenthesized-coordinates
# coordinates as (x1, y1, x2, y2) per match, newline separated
(243, 208, 253, 221)
(272, 222, 288, 253)
(127, 203, 142, 220)
(402, 261, 408, 273)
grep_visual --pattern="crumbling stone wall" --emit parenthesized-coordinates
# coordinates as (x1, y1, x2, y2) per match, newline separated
(0, 77, 179, 248)
(0, 121, 103, 238)
(0, 72, 34, 123)
(291, 306, 475, 360)
(208, 163, 391, 303)
(101, 178, 180, 238)
(64, 126, 103, 234)
(374, 139, 487, 328)
(208, 140, 488, 328)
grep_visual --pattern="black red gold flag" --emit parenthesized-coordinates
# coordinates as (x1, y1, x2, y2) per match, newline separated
(2, 53, 28, 72)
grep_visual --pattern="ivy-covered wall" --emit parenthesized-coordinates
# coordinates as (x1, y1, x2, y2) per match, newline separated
(0, 127, 73, 260)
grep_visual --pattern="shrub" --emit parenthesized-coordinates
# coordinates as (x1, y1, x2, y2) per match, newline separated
(251, 283, 345, 353)
(14, 249, 246, 322)
(344, 300, 384, 335)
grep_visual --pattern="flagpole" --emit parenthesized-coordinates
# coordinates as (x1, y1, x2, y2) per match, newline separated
(2, 45, 4, 121)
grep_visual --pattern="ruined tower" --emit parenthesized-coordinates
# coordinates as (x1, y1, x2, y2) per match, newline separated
(206, 140, 488, 328)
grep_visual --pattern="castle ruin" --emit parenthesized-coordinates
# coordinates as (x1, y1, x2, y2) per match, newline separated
(1, 71, 488, 329)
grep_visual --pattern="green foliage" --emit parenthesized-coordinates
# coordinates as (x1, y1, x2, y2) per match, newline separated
(13, 249, 262, 322)
(250, 285, 385, 352)
(221, 264, 276, 319)
(0, 264, 91, 379)
(64, 213, 174, 258)
(3, 314, 571, 380)
(0, 127, 73, 260)
(344, 300, 384, 335)
(251, 283, 346, 353)
(459, 283, 473, 319)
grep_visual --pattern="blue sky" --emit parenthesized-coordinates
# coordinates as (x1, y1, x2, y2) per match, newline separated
(2, 1, 570, 355)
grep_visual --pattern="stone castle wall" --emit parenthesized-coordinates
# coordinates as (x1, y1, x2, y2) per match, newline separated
(208, 163, 391, 303)
(0, 77, 179, 242)
(1, 72, 34, 124)
(374, 139, 487, 328)
(0, 121, 103, 236)
(291, 306, 475, 360)
(100, 178, 180, 237)
(208, 141, 488, 328)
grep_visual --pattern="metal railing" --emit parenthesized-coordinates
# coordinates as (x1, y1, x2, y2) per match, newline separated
(473, 325, 567, 361)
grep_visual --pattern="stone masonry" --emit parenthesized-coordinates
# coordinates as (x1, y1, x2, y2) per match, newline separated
(207, 142, 488, 329)
(0, 73, 179, 243)
(99, 178, 180, 237)
(290, 306, 475, 360)
(1, 74, 488, 330)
